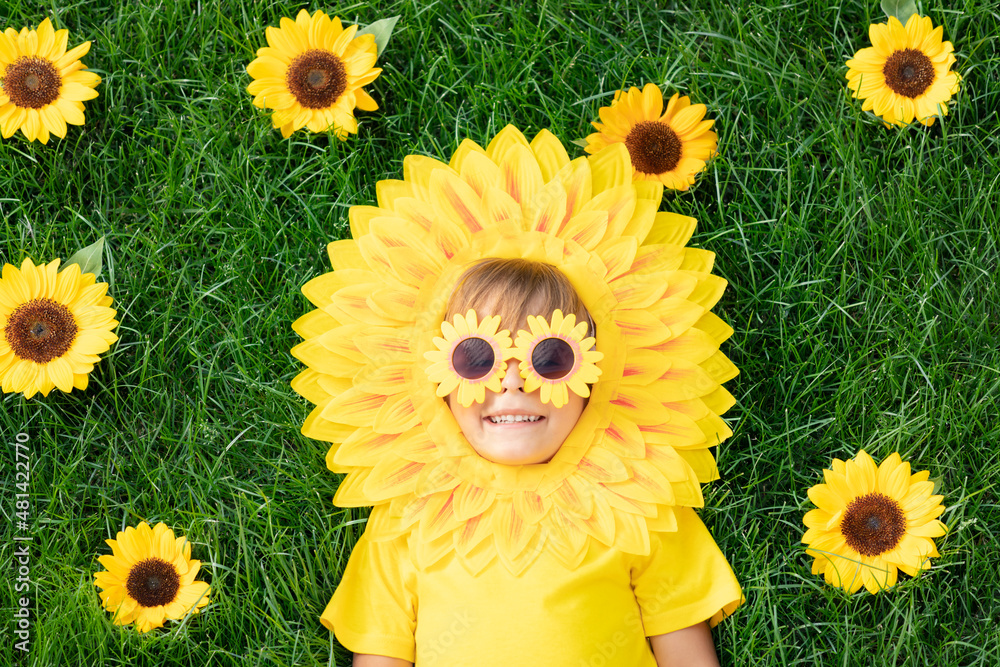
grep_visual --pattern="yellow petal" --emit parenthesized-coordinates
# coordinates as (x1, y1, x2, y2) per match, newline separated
(361, 456, 424, 502)
(36, 19, 55, 58)
(452, 482, 496, 521)
(588, 143, 632, 193)
(497, 143, 544, 213)
(455, 147, 500, 198)
(320, 386, 386, 426)
(529, 128, 571, 182)
(429, 168, 488, 234)
(60, 82, 99, 102)
(807, 483, 844, 512)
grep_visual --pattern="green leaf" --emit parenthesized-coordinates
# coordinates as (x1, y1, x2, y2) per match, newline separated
(570, 138, 590, 148)
(881, 0, 919, 25)
(62, 237, 105, 278)
(357, 16, 400, 58)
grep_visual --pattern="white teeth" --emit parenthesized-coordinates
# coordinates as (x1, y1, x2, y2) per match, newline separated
(488, 415, 541, 424)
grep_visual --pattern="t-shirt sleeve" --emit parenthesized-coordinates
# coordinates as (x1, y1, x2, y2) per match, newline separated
(320, 531, 417, 662)
(631, 506, 743, 637)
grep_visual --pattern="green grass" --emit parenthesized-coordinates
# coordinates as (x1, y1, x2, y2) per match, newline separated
(2, 0, 998, 665)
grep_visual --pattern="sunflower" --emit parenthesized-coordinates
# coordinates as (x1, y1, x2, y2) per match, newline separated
(246, 9, 381, 139)
(845, 14, 961, 127)
(802, 450, 947, 594)
(511, 310, 602, 408)
(584, 83, 717, 191)
(0, 18, 100, 144)
(94, 522, 211, 632)
(0, 258, 118, 399)
(292, 126, 740, 575)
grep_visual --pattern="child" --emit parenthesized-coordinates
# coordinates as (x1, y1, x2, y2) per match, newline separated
(323, 258, 742, 666)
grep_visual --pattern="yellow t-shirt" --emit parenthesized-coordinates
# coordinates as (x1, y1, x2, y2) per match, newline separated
(322, 507, 741, 665)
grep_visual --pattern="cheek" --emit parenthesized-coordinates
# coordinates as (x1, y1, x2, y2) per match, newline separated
(446, 397, 476, 428)
(554, 399, 586, 435)
(562, 396, 586, 424)
(446, 396, 460, 422)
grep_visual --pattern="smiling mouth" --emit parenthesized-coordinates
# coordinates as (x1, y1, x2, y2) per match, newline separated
(487, 415, 543, 424)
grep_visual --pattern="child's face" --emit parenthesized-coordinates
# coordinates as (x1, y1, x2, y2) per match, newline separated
(448, 358, 585, 464)
(447, 307, 587, 465)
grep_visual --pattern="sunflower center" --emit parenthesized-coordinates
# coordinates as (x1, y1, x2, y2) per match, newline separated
(882, 48, 935, 98)
(2, 57, 62, 109)
(624, 121, 682, 175)
(841, 492, 907, 557)
(286, 49, 347, 109)
(5, 298, 78, 364)
(125, 558, 181, 608)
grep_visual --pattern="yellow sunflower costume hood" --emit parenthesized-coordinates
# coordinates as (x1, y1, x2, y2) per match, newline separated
(291, 125, 739, 576)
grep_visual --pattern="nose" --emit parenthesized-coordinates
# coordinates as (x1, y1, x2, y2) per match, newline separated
(499, 359, 524, 392)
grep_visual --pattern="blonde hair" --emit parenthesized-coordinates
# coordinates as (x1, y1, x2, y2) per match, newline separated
(446, 259, 594, 335)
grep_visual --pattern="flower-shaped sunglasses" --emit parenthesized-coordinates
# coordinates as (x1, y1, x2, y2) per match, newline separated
(424, 309, 603, 407)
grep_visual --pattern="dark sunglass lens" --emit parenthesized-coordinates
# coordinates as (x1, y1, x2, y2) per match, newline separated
(531, 338, 576, 380)
(452, 337, 496, 380)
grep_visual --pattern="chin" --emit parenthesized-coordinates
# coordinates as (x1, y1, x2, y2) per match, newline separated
(478, 446, 557, 466)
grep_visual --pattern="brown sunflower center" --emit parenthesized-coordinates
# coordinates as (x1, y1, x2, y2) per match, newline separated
(624, 121, 682, 175)
(2, 57, 62, 109)
(882, 48, 935, 98)
(5, 298, 78, 363)
(286, 49, 347, 109)
(125, 557, 181, 608)
(841, 492, 907, 557)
